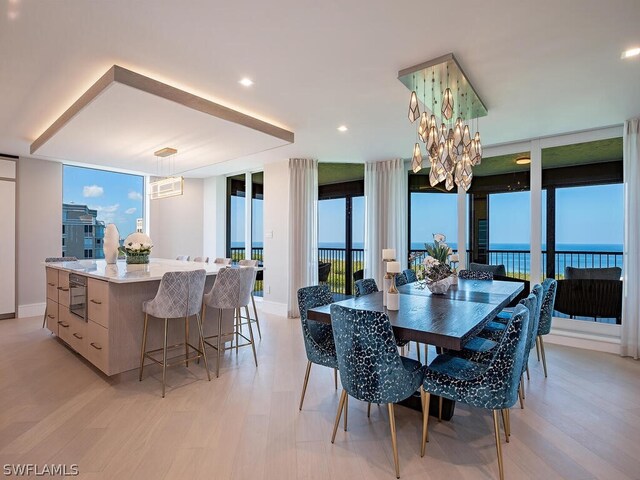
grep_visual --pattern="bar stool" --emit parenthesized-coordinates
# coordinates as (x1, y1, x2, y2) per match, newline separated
(213, 258, 232, 265)
(139, 270, 210, 397)
(238, 259, 262, 339)
(202, 267, 258, 377)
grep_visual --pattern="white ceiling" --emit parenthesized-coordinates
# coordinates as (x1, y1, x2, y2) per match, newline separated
(1, 0, 639, 177)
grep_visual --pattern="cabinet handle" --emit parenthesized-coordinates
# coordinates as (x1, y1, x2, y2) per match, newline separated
(47, 314, 55, 319)
(58, 321, 69, 328)
(48, 282, 55, 286)
(73, 332, 83, 340)
(90, 299, 102, 305)
(90, 342, 102, 350)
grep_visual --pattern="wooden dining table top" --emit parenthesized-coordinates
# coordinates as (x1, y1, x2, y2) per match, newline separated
(306, 279, 524, 351)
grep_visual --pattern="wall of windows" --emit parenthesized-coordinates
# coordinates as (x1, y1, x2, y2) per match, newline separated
(62, 165, 144, 259)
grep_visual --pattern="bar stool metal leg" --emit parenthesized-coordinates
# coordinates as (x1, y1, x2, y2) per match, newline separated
(139, 313, 149, 381)
(251, 293, 262, 339)
(216, 309, 223, 378)
(185, 317, 189, 367)
(245, 306, 258, 367)
(162, 318, 169, 398)
(195, 312, 211, 381)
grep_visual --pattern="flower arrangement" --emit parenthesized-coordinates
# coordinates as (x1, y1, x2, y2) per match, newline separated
(410, 233, 455, 293)
(121, 233, 153, 264)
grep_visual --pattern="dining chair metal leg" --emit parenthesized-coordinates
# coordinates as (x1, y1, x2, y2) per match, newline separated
(343, 394, 348, 431)
(139, 312, 149, 381)
(195, 313, 211, 381)
(184, 317, 189, 367)
(539, 336, 548, 377)
(387, 403, 400, 479)
(438, 396, 443, 422)
(518, 381, 525, 409)
(299, 361, 312, 411)
(420, 386, 430, 457)
(492, 410, 505, 480)
(501, 409, 510, 442)
(367, 402, 371, 418)
(536, 336, 541, 362)
(216, 309, 223, 378)
(526, 364, 530, 380)
(521, 374, 526, 399)
(42, 306, 47, 328)
(334, 368, 338, 390)
(161, 318, 169, 398)
(245, 306, 258, 367)
(251, 293, 262, 339)
(331, 389, 347, 443)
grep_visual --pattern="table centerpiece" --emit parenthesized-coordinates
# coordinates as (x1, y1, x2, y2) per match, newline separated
(411, 233, 456, 294)
(121, 232, 153, 264)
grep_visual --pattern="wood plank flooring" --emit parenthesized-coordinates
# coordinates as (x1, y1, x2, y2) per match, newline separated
(1, 312, 639, 479)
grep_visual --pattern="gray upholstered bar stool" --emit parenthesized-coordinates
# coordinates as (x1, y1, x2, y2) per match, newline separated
(213, 257, 231, 266)
(202, 267, 258, 377)
(176, 255, 190, 261)
(139, 270, 210, 397)
(42, 256, 78, 328)
(238, 259, 262, 339)
(193, 256, 209, 263)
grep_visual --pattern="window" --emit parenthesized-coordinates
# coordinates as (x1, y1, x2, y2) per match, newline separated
(410, 192, 458, 251)
(63, 165, 144, 260)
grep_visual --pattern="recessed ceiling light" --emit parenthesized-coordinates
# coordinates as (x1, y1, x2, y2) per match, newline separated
(337, 125, 348, 132)
(621, 48, 640, 59)
(515, 156, 531, 165)
(239, 78, 254, 87)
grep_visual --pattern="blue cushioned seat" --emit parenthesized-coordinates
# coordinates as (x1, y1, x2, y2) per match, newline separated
(421, 304, 530, 480)
(354, 278, 378, 297)
(330, 304, 426, 478)
(297, 285, 338, 411)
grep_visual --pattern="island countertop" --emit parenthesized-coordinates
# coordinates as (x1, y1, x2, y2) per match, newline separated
(44, 258, 244, 284)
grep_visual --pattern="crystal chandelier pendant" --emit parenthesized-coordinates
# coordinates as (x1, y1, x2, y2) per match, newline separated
(444, 139, 456, 175)
(439, 123, 447, 145)
(473, 132, 482, 164)
(445, 173, 454, 191)
(436, 142, 447, 183)
(462, 125, 472, 149)
(408, 91, 420, 123)
(429, 162, 439, 186)
(441, 88, 454, 120)
(411, 143, 423, 173)
(418, 113, 428, 142)
(426, 125, 437, 151)
(453, 118, 463, 147)
(455, 152, 474, 191)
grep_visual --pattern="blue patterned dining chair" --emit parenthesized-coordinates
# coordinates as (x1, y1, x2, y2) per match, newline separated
(330, 304, 425, 479)
(421, 304, 530, 480)
(354, 278, 378, 297)
(536, 278, 557, 377)
(297, 285, 338, 410)
(458, 269, 494, 280)
(394, 272, 409, 287)
(403, 269, 418, 283)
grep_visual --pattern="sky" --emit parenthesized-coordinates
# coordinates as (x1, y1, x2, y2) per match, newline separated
(63, 165, 144, 238)
(228, 182, 624, 249)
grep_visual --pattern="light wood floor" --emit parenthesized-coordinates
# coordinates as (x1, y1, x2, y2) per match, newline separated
(1, 312, 639, 479)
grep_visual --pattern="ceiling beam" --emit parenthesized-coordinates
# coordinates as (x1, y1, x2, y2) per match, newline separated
(30, 65, 294, 155)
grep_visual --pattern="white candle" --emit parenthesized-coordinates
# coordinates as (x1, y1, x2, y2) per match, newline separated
(386, 261, 401, 274)
(449, 254, 459, 263)
(382, 248, 396, 261)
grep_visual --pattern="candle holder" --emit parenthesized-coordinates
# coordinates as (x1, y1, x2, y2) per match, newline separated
(382, 248, 396, 306)
(386, 261, 401, 311)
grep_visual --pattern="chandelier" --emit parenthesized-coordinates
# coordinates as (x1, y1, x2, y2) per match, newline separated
(398, 54, 487, 192)
(149, 147, 184, 200)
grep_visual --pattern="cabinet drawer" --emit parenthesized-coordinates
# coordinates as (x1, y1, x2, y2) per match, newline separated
(46, 268, 58, 302)
(88, 278, 109, 328)
(57, 307, 73, 344)
(67, 315, 87, 357)
(58, 272, 70, 307)
(86, 320, 109, 374)
(45, 299, 58, 334)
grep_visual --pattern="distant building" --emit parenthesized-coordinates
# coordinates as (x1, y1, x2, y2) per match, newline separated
(136, 218, 143, 233)
(62, 203, 105, 259)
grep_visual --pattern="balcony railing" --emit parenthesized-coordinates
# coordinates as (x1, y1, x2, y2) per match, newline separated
(230, 246, 623, 298)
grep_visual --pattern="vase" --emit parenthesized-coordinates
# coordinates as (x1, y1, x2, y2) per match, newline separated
(427, 276, 452, 294)
(104, 224, 120, 264)
(126, 253, 149, 264)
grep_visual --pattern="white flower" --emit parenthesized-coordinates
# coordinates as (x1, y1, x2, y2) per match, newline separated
(423, 256, 439, 267)
(433, 233, 446, 243)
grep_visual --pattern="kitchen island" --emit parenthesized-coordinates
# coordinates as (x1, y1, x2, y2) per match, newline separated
(44, 258, 242, 375)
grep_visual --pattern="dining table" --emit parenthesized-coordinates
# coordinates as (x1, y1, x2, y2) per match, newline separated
(306, 278, 525, 420)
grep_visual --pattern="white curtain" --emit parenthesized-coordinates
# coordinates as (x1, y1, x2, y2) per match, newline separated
(622, 118, 640, 359)
(288, 158, 318, 318)
(364, 158, 408, 288)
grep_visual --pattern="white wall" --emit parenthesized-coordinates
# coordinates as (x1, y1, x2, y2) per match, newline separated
(16, 157, 62, 315)
(262, 160, 289, 312)
(203, 175, 226, 260)
(149, 178, 204, 260)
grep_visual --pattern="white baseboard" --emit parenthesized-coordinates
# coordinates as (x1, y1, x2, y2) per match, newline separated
(257, 300, 287, 317)
(18, 302, 46, 319)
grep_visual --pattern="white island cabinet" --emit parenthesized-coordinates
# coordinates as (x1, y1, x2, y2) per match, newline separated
(44, 258, 237, 375)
